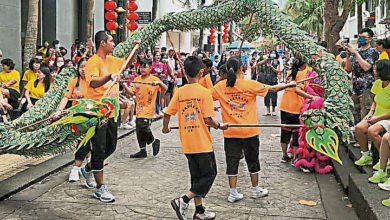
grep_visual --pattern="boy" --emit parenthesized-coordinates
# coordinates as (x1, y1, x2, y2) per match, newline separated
(121, 59, 167, 158)
(163, 56, 228, 220)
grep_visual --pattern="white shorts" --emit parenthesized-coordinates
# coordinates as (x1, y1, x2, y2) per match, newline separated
(378, 120, 390, 132)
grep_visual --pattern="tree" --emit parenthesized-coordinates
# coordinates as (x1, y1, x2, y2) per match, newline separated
(23, 0, 39, 72)
(86, 0, 96, 41)
(284, 0, 323, 40)
(152, 0, 158, 21)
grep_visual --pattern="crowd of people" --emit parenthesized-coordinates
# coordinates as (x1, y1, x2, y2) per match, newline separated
(1, 26, 390, 217)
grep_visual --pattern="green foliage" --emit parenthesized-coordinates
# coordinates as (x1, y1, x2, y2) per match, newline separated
(283, 0, 323, 39)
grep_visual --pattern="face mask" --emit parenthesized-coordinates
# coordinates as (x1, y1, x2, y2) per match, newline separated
(357, 38, 368, 47)
(270, 54, 276, 59)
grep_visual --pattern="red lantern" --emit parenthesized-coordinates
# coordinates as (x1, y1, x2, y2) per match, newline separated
(105, 11, 118, 20)
(126, 12, 139, 21)
(104, 1, 117, 11)
(129, 0, 136, 2)
(223, 34, 229, 39)
(210, 29, 215, 34)
(224, 29, 229, 34)
(224, 24, 229, 29)
(106, 21, 118, 31)
(209, 38, 215, 44)
(127, 21, 138, 31)
(126, 2, 138, 11)
(223, 38, 229, 43)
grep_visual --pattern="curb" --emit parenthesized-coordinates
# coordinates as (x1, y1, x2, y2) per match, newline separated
(0, 117, 162, 201)
(332, 144, 390, 220)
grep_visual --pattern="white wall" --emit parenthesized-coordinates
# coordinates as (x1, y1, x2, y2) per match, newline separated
(56, 0, 78, 59)
(0, 0, 22, 71)
(94, 0, 105, 36)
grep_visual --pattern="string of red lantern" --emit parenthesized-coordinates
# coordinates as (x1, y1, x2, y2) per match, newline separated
(126, 0, 138, 32)
(209, 26, 215, 44)
(105, 0, 118, 34)
(223, 23, 229, 43)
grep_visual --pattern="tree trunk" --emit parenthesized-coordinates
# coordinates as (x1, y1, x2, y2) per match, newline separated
(23, 0, 39, 73)
(152, 0, 158, 21)
(323, 0, 353, 55)
(357, 3, 363, 32)
(86, 0, 96, 41)
(198, 29, 204, 49)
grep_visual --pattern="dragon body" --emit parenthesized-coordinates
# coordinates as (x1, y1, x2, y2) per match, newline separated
(0, 0, 351, 164)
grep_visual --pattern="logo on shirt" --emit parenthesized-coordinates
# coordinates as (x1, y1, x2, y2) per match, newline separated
(185, 112, 197, 122)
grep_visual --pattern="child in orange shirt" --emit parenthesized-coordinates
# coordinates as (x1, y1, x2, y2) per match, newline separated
(211, 57, 296, 203)
(163, 56, 228, 220)
(121, 59, 167, 158)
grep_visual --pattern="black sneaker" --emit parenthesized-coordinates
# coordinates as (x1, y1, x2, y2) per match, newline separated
(281, 155, 291, 163)
(130, 150, 147, 158)
(152, 139, 160, 156)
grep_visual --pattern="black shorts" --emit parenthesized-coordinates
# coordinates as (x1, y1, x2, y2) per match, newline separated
(74, 141, 91, 161)
(185, 152, 217, 198)
(136, 118, 154, 149)
(280, 111, 300, 146)
(224, 135, 260, 176)
(167, 81, 174, 93)
(90, 118, 118, 171)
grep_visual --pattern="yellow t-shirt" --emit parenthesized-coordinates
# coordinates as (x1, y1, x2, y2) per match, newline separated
(25, 80, 46, 99)
(211, 79, 269, 138)
(199, 74, 213, 89)
(85, 55, 126, 117)
(379, 51, 389, 60)
(371, 80, 390, 117)
(22, 70, 38, 83)
(165, 83, 216, 154)
(0, 70, 21, 92)
(280, 66, 309, 114)
(131, 75, 162, 119)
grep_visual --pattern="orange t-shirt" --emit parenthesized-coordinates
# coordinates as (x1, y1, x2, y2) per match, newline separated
(212, 79, 269, 138)
(165, 83, 216, 154)
(64, 77, 90, 106)
(280, 66, 309, 114)
(85, 55, 125, 117)
(199, 74, 213, 89)
(131, 75, 162, 118)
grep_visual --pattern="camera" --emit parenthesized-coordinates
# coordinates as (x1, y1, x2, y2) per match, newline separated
(80, 48, 86, 54)
(340, 51, 348, 59)
(343, 38, 350, 44)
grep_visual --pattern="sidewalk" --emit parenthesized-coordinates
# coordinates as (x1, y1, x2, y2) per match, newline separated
(0, 125, 140, 201)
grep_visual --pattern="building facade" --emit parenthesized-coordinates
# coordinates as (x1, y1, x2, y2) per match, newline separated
(0, 0, 105, 73)
(340, 0, 389, 41)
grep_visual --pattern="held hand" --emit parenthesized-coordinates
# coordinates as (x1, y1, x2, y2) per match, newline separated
(52, 110, 63, 119)
(214, 107, 220, 112)
(111, 74, 120, 82)
(152, 81, 161, 86)
(27, 103, 33, 110)
(162, 126, 171, 134)
(133, 39, 141, 45)
(287, 81, 297, 87)
(369, 116, 380, 124)
(364, 113, 373, 121)
(347, 45, 357, 55)
(219, 123, 229, 130)
(311, 96, 321, 101)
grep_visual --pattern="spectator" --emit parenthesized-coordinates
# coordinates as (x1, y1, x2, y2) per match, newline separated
(217, 54, 227, 70)
(0, 58, 21, 110)
(345, 28, 379, 123)
(355, 60, 390, 169)
(151, 51, 168, 117)
(154, 45, 161, 53)
(376, 39, 390, 60)
(38, 41, 50, 58)
(45, 47, 56, 66)
(23, 58, 41, 85)
(263, 50, 280, 116)
(22, 66, 51, 111)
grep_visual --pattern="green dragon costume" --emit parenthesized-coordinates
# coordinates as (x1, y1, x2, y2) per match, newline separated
(0, 0, 352, 164)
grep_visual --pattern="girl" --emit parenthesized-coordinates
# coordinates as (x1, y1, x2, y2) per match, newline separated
(211, 57, 295, 202)
(23, 66, 51, 111)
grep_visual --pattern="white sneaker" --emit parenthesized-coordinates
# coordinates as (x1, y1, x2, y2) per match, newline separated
(193, 211, 216, 220)
(93, 184, 115, 203)
(128, 121, 136, 127)
(251, 188, 269, 199)
(379, 178, 390, 191)
(80, 165, 97, 189)
(68, 168, 79, 182)
(227, 193, 244, 203)
(171, 197, 189, 220)
(119, 123, 133, 130)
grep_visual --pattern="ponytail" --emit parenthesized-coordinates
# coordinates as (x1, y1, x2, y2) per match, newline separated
(227, 68, 237, 87)
(226, 56, 242, 87)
